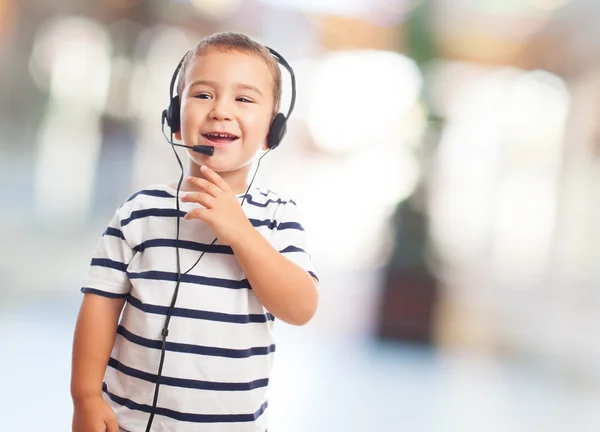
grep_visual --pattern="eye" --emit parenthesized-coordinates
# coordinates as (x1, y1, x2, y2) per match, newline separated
(236, 97, 253, 103)
(194, 93, 211, 99)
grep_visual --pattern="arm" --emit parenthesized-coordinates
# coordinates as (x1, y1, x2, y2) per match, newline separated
(231, 227, 318, 326)
(72, 202, 135, 431)
(71, 293, 125, 401)
(71, 294, 124, 432)
(181, 166, 319, 326)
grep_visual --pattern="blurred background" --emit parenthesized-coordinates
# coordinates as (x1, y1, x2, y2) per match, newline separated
(2, 0, 600, 430)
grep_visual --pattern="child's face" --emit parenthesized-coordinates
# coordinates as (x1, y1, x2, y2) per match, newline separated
(176, 48, 275, 174)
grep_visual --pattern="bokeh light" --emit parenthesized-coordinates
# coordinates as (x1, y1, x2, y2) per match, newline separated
(306, 49, 423, 155)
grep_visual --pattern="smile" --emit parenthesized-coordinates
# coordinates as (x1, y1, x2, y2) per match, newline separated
(202, 132, 239, 144)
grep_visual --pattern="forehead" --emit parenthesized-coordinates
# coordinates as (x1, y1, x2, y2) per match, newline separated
(184, 48, 274, 92)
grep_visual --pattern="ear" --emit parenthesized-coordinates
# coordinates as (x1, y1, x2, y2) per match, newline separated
(175, 130, 182, 141)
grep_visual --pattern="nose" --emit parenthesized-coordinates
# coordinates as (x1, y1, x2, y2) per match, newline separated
(209, 98, 233, 121)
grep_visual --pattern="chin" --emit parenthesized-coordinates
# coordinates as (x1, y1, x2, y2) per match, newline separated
(196, 158, 240, 173)
(187, 149, 258, 171)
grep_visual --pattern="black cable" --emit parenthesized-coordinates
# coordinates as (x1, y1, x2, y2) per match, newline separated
(144, 134, 184, 432)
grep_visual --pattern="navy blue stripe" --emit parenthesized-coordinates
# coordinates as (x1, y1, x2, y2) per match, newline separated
(308, 271, 319, 281)
(133, 238, 233, 255)
(103, 227, 124, 240)
(249, 218, 278, 230)
(121, 208, 186, 227)
(91, 258, 128, 272)
(117, 326, 275, 358)
(127, 271, 250, 289)
(279, 245, 307, 254)
(127, 295, 273, 324)
(120, 208, 302, 233)
(81, 287, 129, 299)
(108, 357, 269, 391)
(245, 195, 296, 208)
(249, 219, 303, 231)
(277, 221, 304, 231)
(103, 382, 267, 423)
(126, 189, 175, 202)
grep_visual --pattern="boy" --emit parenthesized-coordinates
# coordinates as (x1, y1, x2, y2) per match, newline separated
(70, 32, 319, 432)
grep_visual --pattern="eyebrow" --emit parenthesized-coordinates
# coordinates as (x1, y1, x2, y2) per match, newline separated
(188, 79, 264, 96)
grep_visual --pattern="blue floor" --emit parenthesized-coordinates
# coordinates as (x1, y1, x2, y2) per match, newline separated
(2, 294, 599, 432)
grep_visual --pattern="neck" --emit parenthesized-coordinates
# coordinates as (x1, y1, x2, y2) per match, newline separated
(185, 160, 252, 195)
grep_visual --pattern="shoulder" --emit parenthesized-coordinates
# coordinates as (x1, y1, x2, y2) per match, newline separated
(118, 184, 175, 210)
(112, 184, 176, 222)
(246, 188, 309, 234)
(121, 184, 176, 206)
(244, 187, 304, 222)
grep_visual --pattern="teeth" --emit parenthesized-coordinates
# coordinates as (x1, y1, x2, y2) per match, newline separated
(207, 133, 236, 138)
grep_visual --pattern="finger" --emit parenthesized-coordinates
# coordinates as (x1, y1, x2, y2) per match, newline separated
(185, 207, 210, 221)
(200, 165, 231, 192)
(181, 192, 215, 208)
(105, 415, 119, 432)
(186, 176, 221, 197)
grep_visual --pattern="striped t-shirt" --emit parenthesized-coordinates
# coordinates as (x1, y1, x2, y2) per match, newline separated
(81, 184, 317, 432)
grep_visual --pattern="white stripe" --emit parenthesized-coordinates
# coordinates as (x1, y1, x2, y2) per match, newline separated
(126, 277, 266, 316)
(120, 305, 274, 351)
(105, 366, 270, 414)
(112, 334, 274, 384)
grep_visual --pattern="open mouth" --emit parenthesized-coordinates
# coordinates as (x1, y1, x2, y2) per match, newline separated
(202, 132, 240, 144)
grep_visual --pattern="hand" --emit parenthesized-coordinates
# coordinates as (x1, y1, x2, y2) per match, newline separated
(181, 165, 254, 246)
(72, 395, 119, 432)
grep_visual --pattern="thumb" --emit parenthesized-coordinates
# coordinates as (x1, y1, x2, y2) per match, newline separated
(105, 415, 119, 432)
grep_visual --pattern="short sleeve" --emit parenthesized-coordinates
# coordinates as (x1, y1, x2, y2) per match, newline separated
(271, 200, 318, 282)
(80, 209, 135, 298)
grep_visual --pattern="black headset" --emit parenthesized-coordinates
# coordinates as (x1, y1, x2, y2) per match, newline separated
(162, 46, 296, 151)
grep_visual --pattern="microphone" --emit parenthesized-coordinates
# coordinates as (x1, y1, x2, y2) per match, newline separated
(168, 141, 215, 156)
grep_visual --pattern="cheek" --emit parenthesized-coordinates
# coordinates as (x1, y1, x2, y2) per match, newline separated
(247, 112, 273, 136)
(181, 104, 193, 124)
(180, 105, 199, 135)
(246, 122, 270, 142)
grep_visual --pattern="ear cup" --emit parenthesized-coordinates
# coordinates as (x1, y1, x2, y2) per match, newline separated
(267, 113, 287, 150)
(166, 95, 181, 133)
